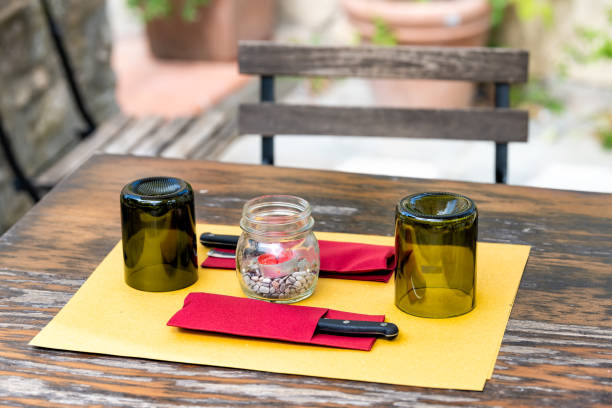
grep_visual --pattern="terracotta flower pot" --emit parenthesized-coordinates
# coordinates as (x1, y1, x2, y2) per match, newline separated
(341, 0, 491, 108)
(145, 0, 276, 61)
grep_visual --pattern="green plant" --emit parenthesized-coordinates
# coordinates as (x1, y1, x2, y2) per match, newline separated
(127, 0, 211, 22)
(489, 0, 554, 45)
(593, 112, 612, 150)
(598, 127, 612, 150)
(371, 17, 397, 46)
(368, 0, 563, 117)
(510, 80, 564, 114)
(560, 8, 612, 150)
(489, 0, 553, 28)
(368, 0, 554, 47)
(566, 9, 612, 64)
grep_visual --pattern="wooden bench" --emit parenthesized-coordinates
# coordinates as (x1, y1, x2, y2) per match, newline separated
(34, 78, 297, 190)
(238, 42, 529, 183)
(35, 110, 235, 189)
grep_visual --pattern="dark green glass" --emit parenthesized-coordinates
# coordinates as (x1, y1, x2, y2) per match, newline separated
(395, 192, 477, 318)
(120, 177, 198, 292)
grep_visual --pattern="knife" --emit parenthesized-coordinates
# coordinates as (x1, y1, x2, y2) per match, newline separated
(317, 318, 398, 339)
(200, 232, 239, 249)
(207, 248, 236, 259)
(202, 233, 399, 339)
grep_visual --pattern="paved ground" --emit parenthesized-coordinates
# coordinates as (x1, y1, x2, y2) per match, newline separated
(220, 79, 612, 193)
(113, 36, 249, 117)
(108, 0, 249, 118)
(221, 80, 612, 192)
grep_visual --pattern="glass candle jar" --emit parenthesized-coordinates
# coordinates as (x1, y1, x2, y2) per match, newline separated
(395, 192, 477, 318)
(236, 195, 320, 303)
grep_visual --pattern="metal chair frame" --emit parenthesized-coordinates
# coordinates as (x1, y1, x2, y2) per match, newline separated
(0, 0, 97, 202)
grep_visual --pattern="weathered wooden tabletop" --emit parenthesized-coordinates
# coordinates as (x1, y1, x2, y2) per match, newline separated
(1, 154, 610, 407)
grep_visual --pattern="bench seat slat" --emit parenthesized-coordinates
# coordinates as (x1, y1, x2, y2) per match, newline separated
(35, 114, 132, 187)
(104, 116, 164, 154)
(131, 117, 194, 156)
(160, 111, 226, 159)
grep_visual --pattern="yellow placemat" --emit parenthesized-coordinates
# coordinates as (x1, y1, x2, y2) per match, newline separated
(30, 224, 530, 391)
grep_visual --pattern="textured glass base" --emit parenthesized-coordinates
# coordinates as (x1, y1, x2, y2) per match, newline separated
(125, 264, 198, 292)
(121, 176, 198, 293)
(396, 287, 474, 318)
(242, 283, 316, 304)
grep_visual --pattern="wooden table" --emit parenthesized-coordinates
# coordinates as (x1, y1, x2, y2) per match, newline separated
(1, 154, 610, 407)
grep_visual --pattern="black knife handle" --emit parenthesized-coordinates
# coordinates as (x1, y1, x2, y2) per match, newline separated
(317, 318, 399, 339)
(200, 232, 239, 249)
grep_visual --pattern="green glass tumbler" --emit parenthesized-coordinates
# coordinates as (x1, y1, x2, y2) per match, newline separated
(395, 192, 477, 318)
(120, 177, 198, 292)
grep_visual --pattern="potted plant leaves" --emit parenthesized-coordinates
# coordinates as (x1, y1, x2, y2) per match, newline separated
(128, 0, 277, 60)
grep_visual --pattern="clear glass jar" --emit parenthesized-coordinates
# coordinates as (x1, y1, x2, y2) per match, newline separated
(236, 195, 320, 303)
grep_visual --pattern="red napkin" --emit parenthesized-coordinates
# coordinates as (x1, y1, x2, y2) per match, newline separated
(201, 240, 396, 282)
(167, 292, 385, 351)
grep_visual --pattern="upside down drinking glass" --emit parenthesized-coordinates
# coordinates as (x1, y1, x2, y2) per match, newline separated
(394, 192, 477, 318)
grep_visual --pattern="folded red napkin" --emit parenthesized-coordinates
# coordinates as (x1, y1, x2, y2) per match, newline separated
(167, 292, 385, 351)
(201, 240, 396, 282)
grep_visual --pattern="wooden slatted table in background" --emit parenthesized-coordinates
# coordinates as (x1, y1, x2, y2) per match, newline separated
(33, 78, 297, 190)
(1, 154, 611, 407)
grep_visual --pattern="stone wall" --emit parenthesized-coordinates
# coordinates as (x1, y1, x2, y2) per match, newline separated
(0, 0, 117, 233)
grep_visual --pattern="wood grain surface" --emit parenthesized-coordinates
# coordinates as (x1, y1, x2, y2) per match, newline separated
(1, 155, 610, 407)
(238, 41, 529, 82)
(34, 79, 301, 190)
(239, 104, 528, 142)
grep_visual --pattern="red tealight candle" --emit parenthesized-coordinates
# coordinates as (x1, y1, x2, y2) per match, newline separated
(258, 250, 295, 278)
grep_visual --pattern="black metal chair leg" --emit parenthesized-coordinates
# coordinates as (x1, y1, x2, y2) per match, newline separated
(39, 0, 96, 139)
(494, 83, 510, 184)
(0, 115, 40, 202)
(261, 75, 275, 165)
(495, 143, 508, 184)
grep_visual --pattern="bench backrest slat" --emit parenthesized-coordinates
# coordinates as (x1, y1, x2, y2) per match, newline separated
(238, 41, 528, 83)
(239, 104, 528, 142)
(237, 41, 529, 183)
